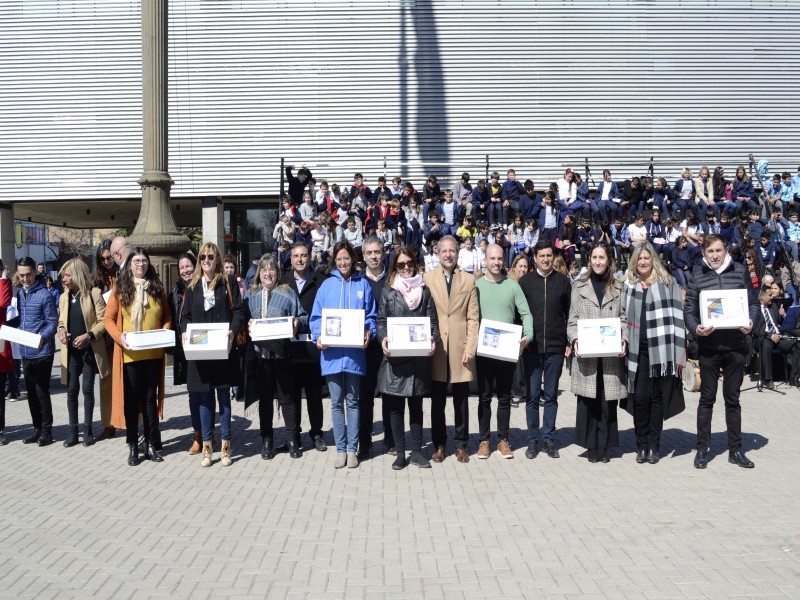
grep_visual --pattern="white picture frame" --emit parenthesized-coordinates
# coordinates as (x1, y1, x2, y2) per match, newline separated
(183, 322, 231, 360)
(0, 325, 42, 349)
(250, 316, 294, 341)
(476, 319, 523, 362)
(577, 318, 622, 358)
(387, 317, 431, 357)
(699, 289, 750, 329)
(320, 308, 365, 348)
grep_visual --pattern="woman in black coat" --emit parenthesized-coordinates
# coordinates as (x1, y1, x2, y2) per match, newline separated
(376, 247, 439, 471)
(181, 243, 246, 468)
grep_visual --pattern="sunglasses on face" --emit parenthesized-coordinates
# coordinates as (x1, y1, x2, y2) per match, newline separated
(199, 254, 216, 262)
(396, 260, 415, 269)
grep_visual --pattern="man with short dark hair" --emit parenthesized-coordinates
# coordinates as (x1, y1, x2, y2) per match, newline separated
(519, 240, 571, 459)
(685, 235, 759, 469)
(16, 256, 58, 446)
(754, 283, 799, 389)
(281, 242, 327, 452)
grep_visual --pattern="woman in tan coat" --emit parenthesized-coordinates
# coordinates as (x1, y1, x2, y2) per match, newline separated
(57, 259, 110, 447)
(567, 244, 628, 463)
(104, 247, 172, 467)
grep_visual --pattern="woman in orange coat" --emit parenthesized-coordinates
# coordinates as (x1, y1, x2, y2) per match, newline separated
(104, 247, 172, 466)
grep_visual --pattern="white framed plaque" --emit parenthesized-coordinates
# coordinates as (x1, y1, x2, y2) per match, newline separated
(183, 323, 230, 360)
(387, 317, 431, 357)
(577, 318, 622, 358)
(320, 308, 365, 348)
(476, 319, 523, 362)
(125, 328, 175, 351)
(699, 289, 750, 329)
(250, 317, 294, 341)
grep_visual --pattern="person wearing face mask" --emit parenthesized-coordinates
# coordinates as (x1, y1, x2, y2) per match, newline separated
(104, 248, 172, 466)
(247, 254, 307, 461)
(376, 247, 439, 470)
(168, 252, 200, 452)
(622, 243, 686, 465)
(181, 244, 246, 468)
(567, 245, 628, 463)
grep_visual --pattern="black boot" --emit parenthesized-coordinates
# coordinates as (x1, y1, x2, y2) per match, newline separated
(409, 450, 431, 469)
(23, 428, 41, 444)
(63, 426, 79, 448)
(392, 453, 406, 470)
(635, 447, 647, 464)
(37, 429, 54, 447)
(647, 447, 660, 464)
(145, 442, 164, 463)
(127, 443, 138, 466)
(83, 425, 95, 447)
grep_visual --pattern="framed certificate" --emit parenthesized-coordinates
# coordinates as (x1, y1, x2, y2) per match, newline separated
(124, 328, 175, 351)
(250, 317, 294, 341)
(387, 317, 431, 357)
(699, 289, 750, 329)
(320, 308, 365, 348)
(577, 318, 622, 358)
(183, 323, 231, 360)
(476, 319, 523, 362)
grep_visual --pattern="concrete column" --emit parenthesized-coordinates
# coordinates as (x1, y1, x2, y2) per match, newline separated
(202, 197, 224, 250)
(0, 203, 15, 270)
(127, 0, 190, 291)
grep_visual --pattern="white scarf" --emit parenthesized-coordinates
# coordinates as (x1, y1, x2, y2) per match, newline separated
(703, 254, 732, 275)
(131, 276, 149, 332)
(201, 277, 216, 311)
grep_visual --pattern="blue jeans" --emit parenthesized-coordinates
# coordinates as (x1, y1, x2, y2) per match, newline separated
(194, 387, 231, 442)
(598, 199, 618, 222)
(488, 201, 506, 226)
(327, 372, 361, 453)
(524, 351, 564, 444)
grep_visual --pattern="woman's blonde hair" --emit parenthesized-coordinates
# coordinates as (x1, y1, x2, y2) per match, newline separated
(189, 243, 224, 291)
(624, 242, 673, 286)
(59, 258, 93, 297)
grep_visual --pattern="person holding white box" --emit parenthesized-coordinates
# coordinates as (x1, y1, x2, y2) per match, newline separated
(104, 248, 172, 467)
(181, 243, 247, 468)
(567, 245, 628, 464)
(376, 247, 439, 471)
(684, 234, 759, 470)
(246, 254, 307, 461)
(622, 243, 686, 466)
(310, 241, 377, 469)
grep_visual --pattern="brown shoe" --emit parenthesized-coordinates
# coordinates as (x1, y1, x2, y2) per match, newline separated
(477, 440, 490, 459)
(455, 448, 470, 463)
(498, 439, 514, 459)
(188, 431, 203, 455)
(97, 427, 116, 441)
(431, 446, 445, 463)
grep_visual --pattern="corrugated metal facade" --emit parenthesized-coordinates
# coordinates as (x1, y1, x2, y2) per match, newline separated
(1, 0, 799, 203)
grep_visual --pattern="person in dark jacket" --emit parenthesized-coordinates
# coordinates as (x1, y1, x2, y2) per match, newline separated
(181, 243, 247, 468)
(16, 256, 58, 446)
(500, 168, 525, 225)
(285, 165, 312, 205)
(684, 235, 759, 469)
(376, 247, 439, 470)
(732, 165, 757, 216)
(518, 180, 543, 223)
(471, 179, 491, 220)
(518, 240, 572, 460)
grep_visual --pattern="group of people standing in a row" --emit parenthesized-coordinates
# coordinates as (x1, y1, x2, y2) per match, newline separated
(1, 229, 761, 472)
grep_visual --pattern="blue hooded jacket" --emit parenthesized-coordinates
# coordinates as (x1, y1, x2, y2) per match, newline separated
(17, 277, 57, 360)
(309, 268, 377, 377)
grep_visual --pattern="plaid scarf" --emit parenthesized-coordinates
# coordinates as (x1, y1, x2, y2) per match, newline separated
(625, 281, 686, 395)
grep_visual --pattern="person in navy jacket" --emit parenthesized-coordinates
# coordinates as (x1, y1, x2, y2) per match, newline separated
(653, 177, 677, 218)
(595, 170, 621, 223)
(519, 180, 543, 223)
(500, 169, 525, 225)
(732, 165, 757, 216)
(471, 179, 491, 219)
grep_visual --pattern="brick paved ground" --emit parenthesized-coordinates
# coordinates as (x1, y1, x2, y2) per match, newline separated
(0, 360, 798, 599)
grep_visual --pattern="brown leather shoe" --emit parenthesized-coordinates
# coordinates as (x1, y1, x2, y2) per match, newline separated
(97, 427, 116, 441)
(188, 431, 203, 455)
(431, 446, 445, 463)
(477, 440, 490, 459)
(455, 448, 470, 463)
(498, 439, 514, 459)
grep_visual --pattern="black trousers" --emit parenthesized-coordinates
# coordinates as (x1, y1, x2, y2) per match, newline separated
(476, 355, 515, 441)
(0, 372, 7, 430)
(632, 350, 663, 449)
(66, 347, 97, 430)
(383, 394, 423, 453)
(760, 336, 797, 383)
(292, 360, 324, 440)
(122, 358, 161, 445)
(256, 358, 296, 440)
(430, 380, 469, 450)
(359, 342, 393, 450)
(697, 348, 745, 451)
(23, 355, 54, 433)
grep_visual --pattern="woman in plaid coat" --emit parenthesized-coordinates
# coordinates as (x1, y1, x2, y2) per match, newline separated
(567, 245, 628, 463)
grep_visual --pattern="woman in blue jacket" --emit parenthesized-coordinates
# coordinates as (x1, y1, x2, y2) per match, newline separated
(732, 165, 757, 216)
(310, 241, 377, 469)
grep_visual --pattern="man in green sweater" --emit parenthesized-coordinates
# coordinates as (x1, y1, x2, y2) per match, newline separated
(474, 244, 533, 459)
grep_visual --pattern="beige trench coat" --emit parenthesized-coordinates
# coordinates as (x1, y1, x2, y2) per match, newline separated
(423, 266, 479, 384)
(58, 287, 110, 383)
(566, 277, 628, 400)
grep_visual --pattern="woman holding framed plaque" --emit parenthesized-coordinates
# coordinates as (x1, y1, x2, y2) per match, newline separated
(104, 247, 172, 467)
(376, 247, 439, 470)
(622, 243, 686, 465)
(310, 241, 377, 469)
(567, 244, 628, 463)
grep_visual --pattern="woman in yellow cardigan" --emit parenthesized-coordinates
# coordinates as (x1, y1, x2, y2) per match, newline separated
(104, 247, 172, 466)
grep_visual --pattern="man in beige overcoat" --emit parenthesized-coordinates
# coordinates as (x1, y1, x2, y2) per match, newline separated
(423, 235, 479, 463)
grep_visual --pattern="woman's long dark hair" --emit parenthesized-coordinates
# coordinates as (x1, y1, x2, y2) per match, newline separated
(116, 247, 165, 308)
(326, 240, 358, 276)
(91, 239, 116, 290)
(175, 252, 197, 293)
(387, 245, 418, 286)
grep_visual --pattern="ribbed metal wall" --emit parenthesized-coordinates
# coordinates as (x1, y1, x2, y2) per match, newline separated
(2, 0, 799, 203)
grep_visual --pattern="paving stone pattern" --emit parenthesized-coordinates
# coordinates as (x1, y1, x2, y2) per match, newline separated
(0, 363, 798, 599)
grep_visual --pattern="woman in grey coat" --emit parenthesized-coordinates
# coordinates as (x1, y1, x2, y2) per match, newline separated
(567, 244, 628, 463)
(376, 247, 439, 471)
